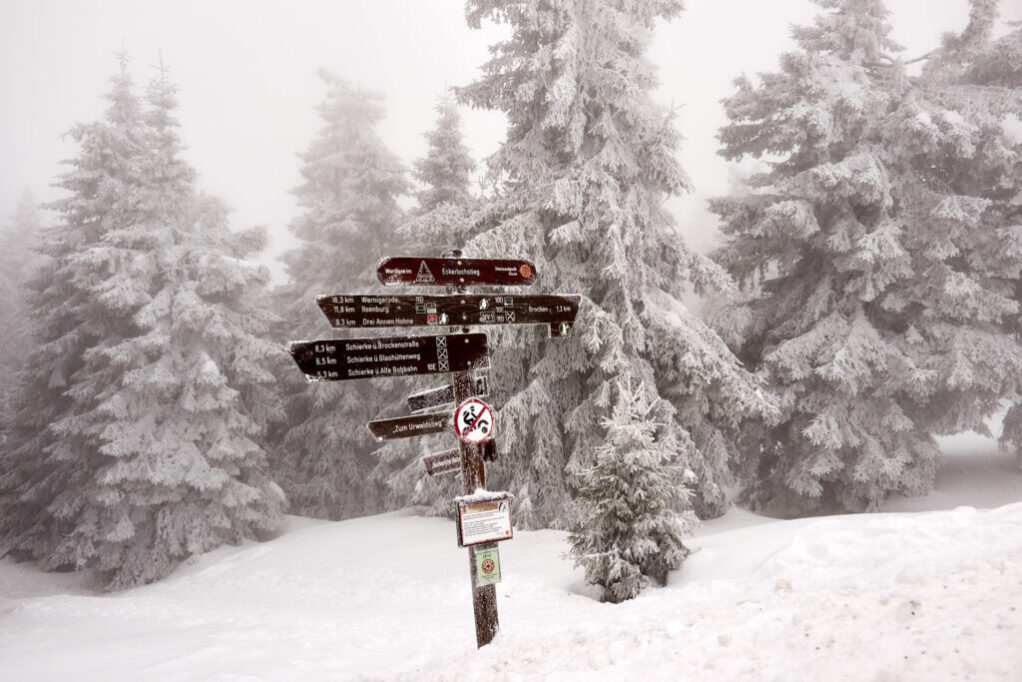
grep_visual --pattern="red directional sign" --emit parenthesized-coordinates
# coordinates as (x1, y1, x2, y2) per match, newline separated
(377, 257, 537, 287)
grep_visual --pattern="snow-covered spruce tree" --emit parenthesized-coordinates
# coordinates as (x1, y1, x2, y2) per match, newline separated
(273, 71, 409, 519)
(397, 96, 480, 254)
(381, 96, 481, 513)
(711, 0, 1022, 512)
(458, 0, 772, 526)
(1, 60, 285, 586)
(0, 191, 42, 418)
(568, 377, 695, 603)
(0, 56, 149, 562)
(61, 66, 285, 587)
(909, 7, 1022, 466)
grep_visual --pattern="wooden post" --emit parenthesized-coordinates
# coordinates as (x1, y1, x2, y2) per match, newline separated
(444, 249, 499, 648)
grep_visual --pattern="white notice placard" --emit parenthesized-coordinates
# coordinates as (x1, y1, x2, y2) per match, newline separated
(457, 497, 513, 547)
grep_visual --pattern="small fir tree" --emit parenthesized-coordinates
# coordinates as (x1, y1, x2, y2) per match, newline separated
(568, 378, 695, 603)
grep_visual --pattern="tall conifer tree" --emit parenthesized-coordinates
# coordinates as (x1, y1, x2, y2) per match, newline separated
(1, 59, 285, 586)
(711, 0, 1022, 512)
(273, 72, 409, 519)
(0, 55, 148, 562)
(459, 0, 771, 527)
(378, 96, 487, 515)
(0, 191, 42, 418)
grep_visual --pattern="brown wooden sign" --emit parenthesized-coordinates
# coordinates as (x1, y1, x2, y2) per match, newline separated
(408, 375, 488, 413)
(368, 412, 451, 441)
(289, 333, 488, 382)
(377, 257, 537, 287)
(423, 449, 461, 476)
(317, 293, 579, 331)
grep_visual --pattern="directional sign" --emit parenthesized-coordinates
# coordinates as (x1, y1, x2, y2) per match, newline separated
(408, 375, 488, 414)
(289, 333, 488, 382)
(368, 412, 451, 441)
(377, 257, 537, 287)
(423, 449, 461, 476)
(317, 293, 579, 331)
(454, 398, 495, 445)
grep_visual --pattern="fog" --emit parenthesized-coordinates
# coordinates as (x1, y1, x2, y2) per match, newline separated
(2, 0, 1020, 277)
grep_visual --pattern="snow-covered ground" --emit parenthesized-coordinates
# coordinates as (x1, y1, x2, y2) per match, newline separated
(2, 441, 1021, 681)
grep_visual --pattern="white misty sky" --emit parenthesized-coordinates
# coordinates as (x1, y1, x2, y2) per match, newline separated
(1, 0, 1020, 280)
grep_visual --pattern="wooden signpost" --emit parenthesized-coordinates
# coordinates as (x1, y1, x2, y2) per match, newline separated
(286, 252, 579, 649)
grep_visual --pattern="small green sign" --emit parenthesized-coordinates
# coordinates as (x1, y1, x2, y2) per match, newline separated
(475, 544, 501, 586)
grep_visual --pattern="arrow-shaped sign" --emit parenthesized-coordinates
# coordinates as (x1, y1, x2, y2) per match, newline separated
(317, 293, 580, 332)
(368, 412, 451, 441)
(423, 449, 461, 476)
(377, 257, 537, 287)
(408, 375, 488, 414)
(288, 332, 488, 382)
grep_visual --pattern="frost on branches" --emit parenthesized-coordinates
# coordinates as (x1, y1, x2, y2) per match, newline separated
(711, 0, 1022, 512)
(568, 378, 695, 603)
(273, 71, 410, 520)
(458, 0, 772, 528)
(0, 58, 284, 587)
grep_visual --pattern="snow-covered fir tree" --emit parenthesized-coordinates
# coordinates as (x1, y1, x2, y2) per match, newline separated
(273, 71, 409, 520)
(458, 0, 772, 527)
(911, 6, 1022, 467)
(382, 96, 481, 514)
(0, 56, 148, 563)
(711, 0, 1022, 512)
(397, 96, 480, 254)
(0, 59, 285, 587)
(0, 191, 42, 418)
(568, 377, 695, 603)
(414, 96, 476, 214)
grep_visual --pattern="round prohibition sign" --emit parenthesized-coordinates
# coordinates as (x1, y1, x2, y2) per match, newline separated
(481, 558, 496, 575)
(454, 397, 495, 445)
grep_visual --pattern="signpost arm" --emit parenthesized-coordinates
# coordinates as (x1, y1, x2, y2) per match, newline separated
(445, 248, 499, 649)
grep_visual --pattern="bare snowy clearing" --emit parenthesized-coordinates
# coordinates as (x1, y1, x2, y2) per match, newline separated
(2, 446, 1021, 681)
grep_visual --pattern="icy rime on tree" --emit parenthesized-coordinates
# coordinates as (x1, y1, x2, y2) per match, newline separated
(378, 98, 485, 516)
(272, 71, 410, 520)
(711, 0, 1022, 513)
(457, 0, 772, 527)
(568, 378, 695, 603)
(0, 57, 285, 587)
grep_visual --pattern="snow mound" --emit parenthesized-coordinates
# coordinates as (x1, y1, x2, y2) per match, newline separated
(2, 502, 1021, 680)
